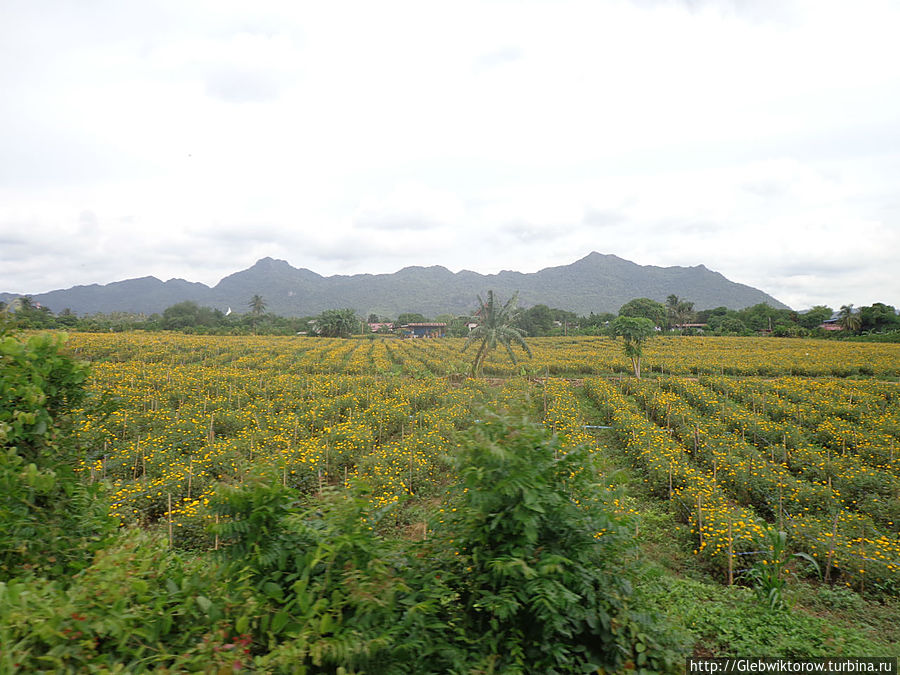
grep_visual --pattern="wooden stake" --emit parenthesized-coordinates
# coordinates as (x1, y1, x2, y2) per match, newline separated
(824, 511, 839, 583)
(697, 495, 704, 549)
(214, 514, 219, 551)
(778, 483, 784, 532)
(167, 492, 173, 549)
(668, 464, 673, 499)
(727, 519, 734, 586)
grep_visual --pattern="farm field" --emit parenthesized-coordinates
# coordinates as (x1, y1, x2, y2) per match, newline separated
(67, 333, 900, 573)
(67, 334, 900, 581)
(6, 331, 900, 669)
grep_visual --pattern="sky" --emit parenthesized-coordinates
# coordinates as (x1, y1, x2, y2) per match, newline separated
(2, 0, 899, 311)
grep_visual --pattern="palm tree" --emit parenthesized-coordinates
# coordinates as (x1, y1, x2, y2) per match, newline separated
(666, 294, 695, 333)
(838, 304, 861, 333)
(249, 295, 267, 316)
(314, 308, 359, 338)
(666, 294, 680, 330)
(462, 291, 532, 377)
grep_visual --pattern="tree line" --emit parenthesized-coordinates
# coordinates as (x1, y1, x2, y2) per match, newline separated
(2, 294, 897, 340)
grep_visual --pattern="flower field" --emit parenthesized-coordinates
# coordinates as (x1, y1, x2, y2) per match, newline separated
(66, 332, 900, 596)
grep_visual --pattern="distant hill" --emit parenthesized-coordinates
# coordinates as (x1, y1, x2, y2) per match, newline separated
(1, 252, 790, 317)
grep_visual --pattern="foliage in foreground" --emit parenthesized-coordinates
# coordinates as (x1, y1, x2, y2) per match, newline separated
(0, 329, 113, 581)
(0, 325, 682, 673)
(1, 421, 684, 673)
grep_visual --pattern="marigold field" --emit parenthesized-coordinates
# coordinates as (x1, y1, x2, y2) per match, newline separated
(68, 333, 900, 597)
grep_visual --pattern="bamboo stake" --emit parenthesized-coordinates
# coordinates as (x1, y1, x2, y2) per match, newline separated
(668, 464, 673, 499)
(167, 493, 173, 549)
(824, 511, 839, 583)
(697, 495, 704, 549)
(778, 483, 784, 532)
(727, 519, 734, 586)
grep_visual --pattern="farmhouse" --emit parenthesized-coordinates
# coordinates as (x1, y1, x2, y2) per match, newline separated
(403, 322, 447, 338)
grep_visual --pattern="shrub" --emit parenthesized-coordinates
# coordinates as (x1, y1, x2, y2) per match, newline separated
(432, 411, 683, 673)
(0, 329, 113, 580)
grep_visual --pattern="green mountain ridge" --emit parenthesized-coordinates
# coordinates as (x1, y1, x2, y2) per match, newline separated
(2, 252, 789, 316)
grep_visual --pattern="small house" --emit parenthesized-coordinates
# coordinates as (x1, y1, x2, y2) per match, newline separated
(402, 323, 447, 338)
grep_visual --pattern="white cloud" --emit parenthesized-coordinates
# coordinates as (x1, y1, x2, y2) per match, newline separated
(1, 0, 899, 309)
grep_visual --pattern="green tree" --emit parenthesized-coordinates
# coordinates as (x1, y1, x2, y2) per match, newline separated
(162, 301, 224, 331)
(578, 311, 615, 335)
(738, 303, 789, 333)
(666, 295, 696, 332)
(516, 304, 554, 336)
(397, 312, 427, 324)
(618, 297, 666, 327)
(611, 315, 656, 378)
(859, 302, 899, 333)
(248, 295, 267, 334)
(665, 294, 680, 330)
(315, 308, 359, 338)
(711, 316, 750, 336)
(838, 304, 861, 334)
(799, 305, 833, 330)
(248, 294, 267, 316)
(462, 291, 532, 377)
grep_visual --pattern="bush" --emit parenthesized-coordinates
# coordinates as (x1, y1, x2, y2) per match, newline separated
(432, 411, 683, 673)
(0, 529, 256, 672)
(0, 329, 113, 580)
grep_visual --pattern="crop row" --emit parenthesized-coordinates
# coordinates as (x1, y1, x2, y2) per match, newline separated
(586, 377, 900, 592)
(66, 333, 900, 378)
(653, 377, 900, 531)
(73, 358, 491, 545)
(700, 376, 900, 470)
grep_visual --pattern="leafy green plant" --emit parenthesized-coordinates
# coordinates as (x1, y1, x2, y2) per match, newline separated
(210, 481, 434, 672)
(0, 528, 258, 672)
(0, 328, 113, 580)
(434, 409, 684, 673)
(747, 528, 820, 611)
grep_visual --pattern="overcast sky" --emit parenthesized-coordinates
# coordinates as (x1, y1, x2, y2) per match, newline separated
(2, 0, 899, 310)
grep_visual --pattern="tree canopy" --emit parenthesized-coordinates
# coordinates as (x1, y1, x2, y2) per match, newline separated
(315, 308, 359, 338)
(611, 315, 656, 378)
(618, 297, 666, 327)
(462, 291, 532, 376)
(249, 295, 267, 316)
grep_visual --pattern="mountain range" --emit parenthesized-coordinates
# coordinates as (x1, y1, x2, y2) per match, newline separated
(1, 252, 789, 317)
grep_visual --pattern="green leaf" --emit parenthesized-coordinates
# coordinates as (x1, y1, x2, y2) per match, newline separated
(195, 595, 212, 613)
(263, 581, 284, 602)
(270, 610, 290, 634)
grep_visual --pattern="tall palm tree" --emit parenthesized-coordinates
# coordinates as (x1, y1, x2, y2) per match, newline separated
(248, 295, 267, 316)
(666, 294, 680, 330)
(462, 291, 532, 377)
(838, 304, 861, 333)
